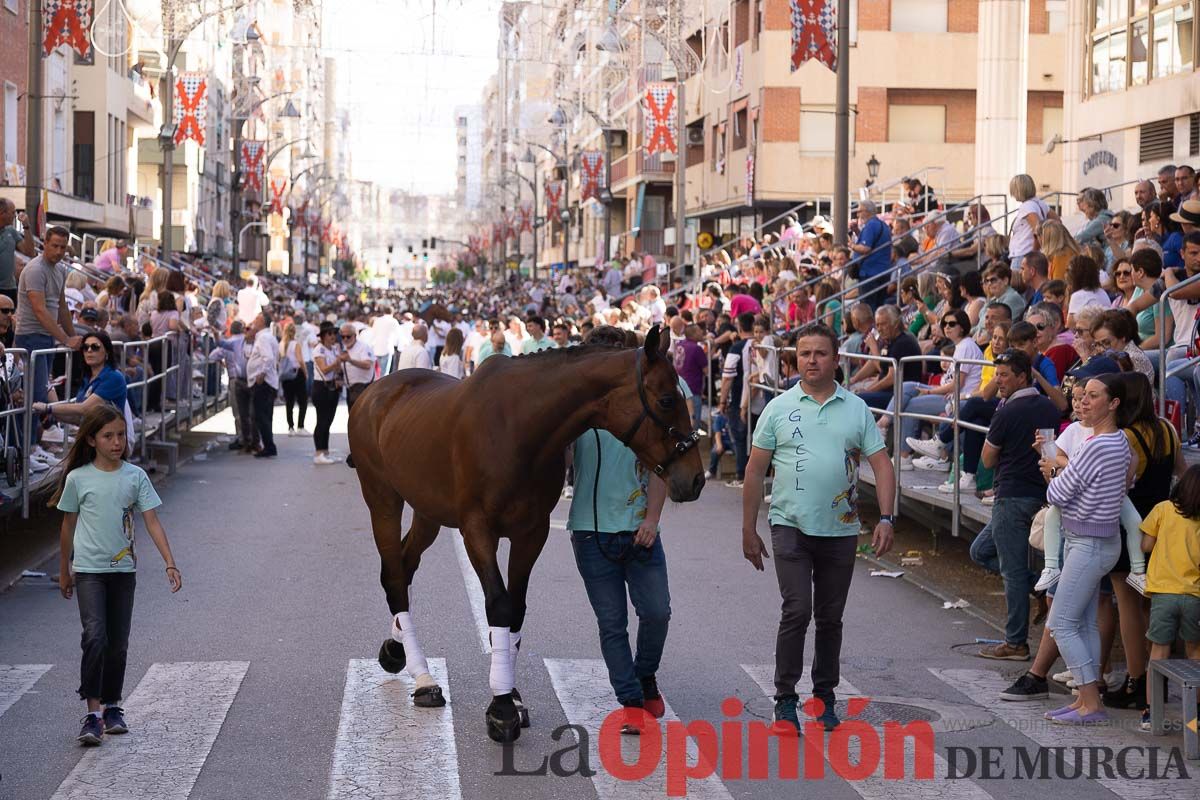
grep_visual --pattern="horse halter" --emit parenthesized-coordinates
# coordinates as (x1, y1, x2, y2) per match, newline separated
(615, 348, 701, 476)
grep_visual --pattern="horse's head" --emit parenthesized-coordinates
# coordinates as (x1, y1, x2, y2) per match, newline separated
(608, 325, 705, 503)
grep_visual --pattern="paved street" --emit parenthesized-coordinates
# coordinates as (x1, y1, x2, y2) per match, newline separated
(0, 406, 1197, 800)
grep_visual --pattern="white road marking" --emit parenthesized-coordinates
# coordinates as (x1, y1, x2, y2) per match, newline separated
(930, 668, 1194, 800)
(0, 663, 52, 718)
(545, 657, 736, 800)
(327, 658, 461, 800)
(742, 664, 994, 800)
(49, 661, 249, 800)
(451, 529, 491, 653)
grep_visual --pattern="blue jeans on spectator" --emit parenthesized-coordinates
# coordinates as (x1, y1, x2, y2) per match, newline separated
(1163, 356, 1200, 409)
(305, 360, 314, 396)
(856, 390, 894, 412)
(938, 396, 998, 473)
(15, 333, 55, 447)
(887, 382, 948, 455)
(970, 496, 1041, 646)
(856, 272, 892, 311)
(1048, 534, 1121, 687)
(570, 530, 670, 705)
(728, 407, 749, 479)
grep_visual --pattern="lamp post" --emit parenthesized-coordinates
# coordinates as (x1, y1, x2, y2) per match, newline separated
(865, 154, 880, 187)
(504, 166, 537, 281)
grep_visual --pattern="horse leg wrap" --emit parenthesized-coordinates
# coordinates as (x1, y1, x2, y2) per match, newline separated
(392, 613, 436, 689)
(509, 631, 522, 668)
(488, 627, 514, 696)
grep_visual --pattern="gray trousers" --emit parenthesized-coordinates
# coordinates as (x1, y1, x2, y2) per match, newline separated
(771, 525, 858, 704)
(76, 572, 136, 704)
(230, 377, 256, 447)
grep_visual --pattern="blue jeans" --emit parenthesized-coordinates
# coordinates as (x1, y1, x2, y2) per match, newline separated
(728, 407, 749, 479)
(1048, 534, 1121, 686)
(305, 360, 314, 396)
(971, 496, 1042, 646)
(1163, 356, 1200, 408)
(14, 332, 55, 447)
(856, 390, 894, 412)
(571, 530, 671, 705)
(886, 382, 948, 455)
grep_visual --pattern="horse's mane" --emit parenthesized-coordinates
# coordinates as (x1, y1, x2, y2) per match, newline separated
(507, 343, 626, 363)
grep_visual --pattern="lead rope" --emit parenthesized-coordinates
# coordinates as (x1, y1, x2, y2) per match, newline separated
(592, 429, 653, 566)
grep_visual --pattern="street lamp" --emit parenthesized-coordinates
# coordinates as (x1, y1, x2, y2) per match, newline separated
(866, 154, 880, 187)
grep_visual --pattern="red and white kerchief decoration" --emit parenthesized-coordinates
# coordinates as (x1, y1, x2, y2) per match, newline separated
(579, 151, 605, 201)
(746, 152, 756, 206)
(43, 0, 92, 58)
(173, 72, 208, 146)
(643, 83, 677, 155)
(790, 0, 837, 73)
(239, 141, 266, 193)
(268, 177, 287, 216)
(544, 180, 564, 218)
(519, 204, 533, 234)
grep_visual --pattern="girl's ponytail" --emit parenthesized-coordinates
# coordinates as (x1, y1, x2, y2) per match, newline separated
(48, 405, 125, 507)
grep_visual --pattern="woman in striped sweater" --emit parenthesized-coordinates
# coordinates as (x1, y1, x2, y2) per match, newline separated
(1038, 373, 1132, 726)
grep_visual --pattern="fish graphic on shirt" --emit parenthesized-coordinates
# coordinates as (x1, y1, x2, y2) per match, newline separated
(110, 503, 137, 568)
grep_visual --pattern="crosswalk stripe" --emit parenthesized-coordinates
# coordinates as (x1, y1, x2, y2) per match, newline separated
(545, 657, 735, 800)
(0, 664, 52, 718)
(929, 668, 1194, 800)
(451, 529, 491, 653)
(742, 664, 995, 800)
(327, 658, 460, 800)
(49, 661, 249, 800)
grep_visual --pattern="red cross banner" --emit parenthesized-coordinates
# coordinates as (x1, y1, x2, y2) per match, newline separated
(173, 72, 208, 146)
(505, 211, 517, 241)
(790, 0, 838, 73)
(492, 222, 503, 244)
(579, 151, 605, 201)
(240, 141, 266, 193)
(519, 204, 533, 234)
(643, 83, 677, 155)
(746, 152, 756, 206)
(268, 177, 287, 216)
(544, 180, 564, 218)
(43, 0, 93, 58)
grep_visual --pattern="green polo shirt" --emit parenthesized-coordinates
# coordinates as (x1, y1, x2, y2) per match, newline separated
(522, 336, 558, 354)
(752, 382, 886, 536)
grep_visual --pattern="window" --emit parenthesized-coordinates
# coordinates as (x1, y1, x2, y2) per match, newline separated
(731, 106, 748, 150)
(888, 104, 946, 143)
(3, 82, 16, 166)
(1153, 3, 1194, 78)
(1139, 118, 1174, 162)
(1042, 106, 1064, 146)
(1191, 112, 1199, 155)
(1088, 0, 1196, 95)
(799, 110, 835, 157)
(73, 111, 94, 200)
(891, 0, 947, 33)
(4, 0, 17, 14)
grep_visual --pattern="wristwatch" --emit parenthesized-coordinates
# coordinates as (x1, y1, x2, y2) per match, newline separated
(879, 515, 895, 526)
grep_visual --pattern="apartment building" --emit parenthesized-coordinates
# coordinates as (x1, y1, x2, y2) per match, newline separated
(1060, 0, 1199, 210)
(0, 1, 27, 190)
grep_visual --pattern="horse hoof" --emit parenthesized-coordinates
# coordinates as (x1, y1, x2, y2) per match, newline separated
(377, 639, 406, 674)
(512, 688, 531, 728)
(486, 694, 521, 743)
(412, 685, 446, 708)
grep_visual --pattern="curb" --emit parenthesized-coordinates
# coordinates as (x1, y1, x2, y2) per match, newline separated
(858, 551, 1007, 635)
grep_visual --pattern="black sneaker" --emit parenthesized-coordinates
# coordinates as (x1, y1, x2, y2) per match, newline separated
(77, 714, 104, 745)
(1103, 673, 1148, 710)
(999, 672, 1049, 701)
(102, 706, 128, 734)
(773, 695, 800, 733)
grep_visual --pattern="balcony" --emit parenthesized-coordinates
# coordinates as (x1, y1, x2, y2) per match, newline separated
(610, 154, 629, 186)
(636, 150, 674, 181)
(638, 229, 666, 258)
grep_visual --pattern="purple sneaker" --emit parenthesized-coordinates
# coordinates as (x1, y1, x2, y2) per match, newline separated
(1043, 704, 1077, 720)
(1051, 708, 1109, 726)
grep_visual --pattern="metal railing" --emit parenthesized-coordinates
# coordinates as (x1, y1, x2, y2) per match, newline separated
(1156, 269, 1200, 419)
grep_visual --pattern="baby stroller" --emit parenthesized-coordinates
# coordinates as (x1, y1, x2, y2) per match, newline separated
(0, 352, 24, 487)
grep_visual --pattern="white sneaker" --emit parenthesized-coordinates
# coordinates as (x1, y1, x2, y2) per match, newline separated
(1034, 567, 1061, 592)
(907, 437, 945, 461)
(1125, 572, 1148, 597)
(900, 456, 914, 471)
(562, 485, 574, 499)
(912, 455, 951, 472)
(763, 493, 773, 504)
(703, 470, 714, 481)
(724, 479, 745, 489)
(26, 457, 49, 473)
(1052, 669, 1073, 684)
(313, 453, 337, 465)
(287, 428, 296, 437)
(296, 427, 309, 436)
(31, 445, 59, 464)
(936, 473, 974, 493)
(41, 424, 65, 444)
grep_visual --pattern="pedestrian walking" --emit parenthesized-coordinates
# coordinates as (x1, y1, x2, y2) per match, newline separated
(279, 322, 308, 436)
(209, 320, 256, 452)
(311, 321, 342, 465)
(340, 323, 375, 411)
(52, 405, 181, 746)
(246, 311, 280, 458)
(741, 322, 896, 733)
(396, 323, 433, 370)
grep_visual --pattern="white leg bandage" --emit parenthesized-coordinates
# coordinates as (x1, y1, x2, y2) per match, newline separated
(488, 627, 513, 696)
(392, 612, 436, 689)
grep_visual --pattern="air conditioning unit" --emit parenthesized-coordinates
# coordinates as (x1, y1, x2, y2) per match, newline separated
(607, 130, 627, 149)
(686, 127, 704, 147)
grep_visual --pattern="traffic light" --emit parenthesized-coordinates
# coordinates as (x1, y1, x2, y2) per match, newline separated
(422, 252, 429, 261)
(408, 245, 413, 254)
(421, 238, 428, 249)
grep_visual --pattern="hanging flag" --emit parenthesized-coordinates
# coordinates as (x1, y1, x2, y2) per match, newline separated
(579, 151, 605, 201)
(790, 0, 837, 73)
(746, 152, 755, 206)
(544, 180, 564, 218)
(173, 72, 208, 146)
(519, 204, 533, 234)
(643, 83, 677, 155)
(734, 44, 745, 91)
(43, 0, 92, 59)
(268, 176, 287, 216)
(240, 141, 266, 192)
(505, 211, 518, 241)
(492, 222, 503, 244)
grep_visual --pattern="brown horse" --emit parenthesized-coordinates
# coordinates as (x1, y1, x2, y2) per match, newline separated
(347, 325, 704, 742)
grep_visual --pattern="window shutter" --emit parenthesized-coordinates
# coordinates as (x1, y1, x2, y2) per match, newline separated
(1139, 119, 1174, 163)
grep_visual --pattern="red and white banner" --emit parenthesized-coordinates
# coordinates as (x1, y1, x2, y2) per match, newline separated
(519, 204, 533, 234)
(746, 152, 755, 206)
(789, 0, 837, 73)
(544, 180, 564, 218)
(239, 141, 266, 193)
(173, 72, 208, 146)
(643, 83, 677, 155)
(579, 151, 605, 201)
(44, 0, 92, 58)
(268, 176, 287, 216)
(505, 211, 517, 241)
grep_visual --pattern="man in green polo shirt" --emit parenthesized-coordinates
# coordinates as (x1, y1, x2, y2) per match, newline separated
(742, 321, 896, 733)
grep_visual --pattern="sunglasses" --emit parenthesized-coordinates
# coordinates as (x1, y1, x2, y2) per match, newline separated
(1115, 270, 1132, 277)
(1033, 322, 1049, 330)
(0, 308, 12, 315)
(82, 343, 104, 353)
(1107, 221, 1122, 228)
(342, 333, 356, 339)
(983, 276, 1002, 284)
(941, 320, 960, 328)
(993, 352, 1017, 365)
(1071, 327, 1087, 336)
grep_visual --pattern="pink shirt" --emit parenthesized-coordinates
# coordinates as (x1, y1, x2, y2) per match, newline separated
(94, 248, 124, 274)
(729, 294, 762, 318)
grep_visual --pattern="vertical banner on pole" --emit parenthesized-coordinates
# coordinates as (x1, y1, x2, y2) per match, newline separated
(43, 0, 93, 58)
(268, 177, 287, 216)
(643, 83, 677, 155)
(789, 0, 838, 72)
(173, 72, 209, 146)
(579, 151, 605, 201)
(544, 180, 564, 218)
(240, 141, 266, 193)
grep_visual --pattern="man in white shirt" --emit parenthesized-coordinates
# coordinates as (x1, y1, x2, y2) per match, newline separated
(236, 274, 268, 326)
(428, 317, 451, 364)
(340, 323, 376, 412)
(295, 310, 320, 395)
(397, 323, 434, 370)
(246, 311, 281, 458)
(370, 304, 403, 375)
(641, 285, 667, 325)
(464, 318, 488, 372)
(397, 312, 415, 350)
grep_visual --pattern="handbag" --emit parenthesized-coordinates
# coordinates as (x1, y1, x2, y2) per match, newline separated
(1028, 506, 1049, 552)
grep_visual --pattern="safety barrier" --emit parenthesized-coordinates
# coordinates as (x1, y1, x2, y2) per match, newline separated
(2, 332, 231, 520)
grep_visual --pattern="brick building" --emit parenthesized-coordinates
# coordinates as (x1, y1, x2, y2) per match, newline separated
(0, 1, 28, 186)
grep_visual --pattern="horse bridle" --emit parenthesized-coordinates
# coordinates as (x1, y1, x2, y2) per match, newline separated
(615, 348, 702, 476)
